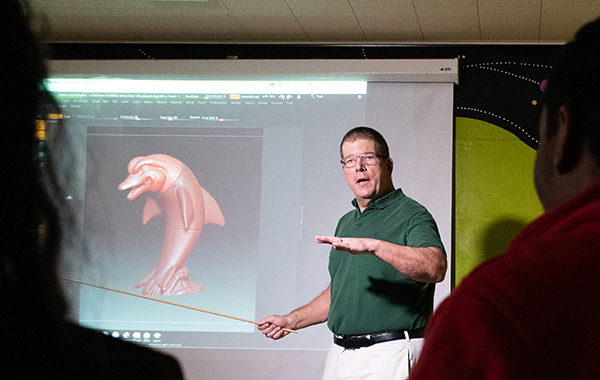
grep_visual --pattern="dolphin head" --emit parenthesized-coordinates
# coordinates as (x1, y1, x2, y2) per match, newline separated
(118, 157, 169, 200)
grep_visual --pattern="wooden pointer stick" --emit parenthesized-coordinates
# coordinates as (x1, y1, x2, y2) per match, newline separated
(60, 277, 298, 334)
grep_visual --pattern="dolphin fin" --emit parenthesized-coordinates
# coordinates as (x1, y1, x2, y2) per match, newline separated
(175, 186, 195, 230)
(201, 187, 225, 227)
(142, 196, 163, 225)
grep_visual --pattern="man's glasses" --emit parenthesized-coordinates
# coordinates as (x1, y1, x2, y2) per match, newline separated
(340, 153, 385, 168)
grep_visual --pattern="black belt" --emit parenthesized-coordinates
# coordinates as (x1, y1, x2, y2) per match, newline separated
(333, 329, 424, 349)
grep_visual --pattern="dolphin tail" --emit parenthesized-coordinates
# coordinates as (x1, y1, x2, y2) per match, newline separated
(162, 266, 204, 295)
(201, 187, 225, 227)
(157, 265, 178, 291)
(135, 268, 155, 288)
(136, 265, 203, 296)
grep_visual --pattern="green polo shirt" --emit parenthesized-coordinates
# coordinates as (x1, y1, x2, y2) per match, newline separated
(327, 188, 444, 336)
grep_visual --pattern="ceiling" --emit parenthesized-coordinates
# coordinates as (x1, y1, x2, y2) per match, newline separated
(29, 0, 600, 44)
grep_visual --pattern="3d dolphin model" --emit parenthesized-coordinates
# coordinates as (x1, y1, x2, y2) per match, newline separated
(118, 154, 225, 296)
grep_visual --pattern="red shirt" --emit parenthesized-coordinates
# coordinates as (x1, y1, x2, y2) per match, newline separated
(410, 179, 600, 380)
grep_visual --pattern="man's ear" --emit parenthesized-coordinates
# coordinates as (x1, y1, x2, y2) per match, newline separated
(386, 157, 394, 172)
(555, 104, 584, 174)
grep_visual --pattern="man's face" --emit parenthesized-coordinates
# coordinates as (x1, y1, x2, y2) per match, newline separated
(341, 138, 394, 210)
(534, 106, 557, 212)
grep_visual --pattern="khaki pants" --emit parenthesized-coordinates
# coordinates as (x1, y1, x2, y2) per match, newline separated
(322, 335, 424, 380)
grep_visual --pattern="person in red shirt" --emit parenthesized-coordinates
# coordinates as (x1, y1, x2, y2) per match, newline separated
(410, 16, 600, 380)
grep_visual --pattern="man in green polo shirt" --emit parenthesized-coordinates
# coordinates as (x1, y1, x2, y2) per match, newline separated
(258, 126, 447, 380)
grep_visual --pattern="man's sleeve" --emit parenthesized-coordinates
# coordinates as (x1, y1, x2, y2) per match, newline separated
(406, 209, 444, 250)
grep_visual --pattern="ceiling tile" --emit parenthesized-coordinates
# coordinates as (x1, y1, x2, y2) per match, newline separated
(542, 6, 600, 28)
(366, 28, 425, 42)
(349, 0, 413, 9)
(229, 8, 309, 41)
(423, 28, 480, 41)
(481, 28, 540, 41)
(90, 0, 165, 9)
(479, 7, 541, 30)
(543, 0, 600, 6)
(39, 8, 137, 41)
(24, 0, 596, 43)
(413, 0, 477, 9)
(354, 7, 420, 28)
(416, 7, 479, 30)
(539, 27, 578, 42)
(98, 0, 166, 9)
(167, 8, 251, 41)
(293, 8, 365, 41)
(247, 31, 310, 42)
(32, 9, 80, 41)
(285, 0, 352, 9)
(354, 8, 422, 41)
(29, 0, 54, 7)
(220, 0, 288, 9)
(477, 0, 540, 7)
(159, 0, 225, 9)
(31, 0, 103, 7)
(111, 8, 195, 41)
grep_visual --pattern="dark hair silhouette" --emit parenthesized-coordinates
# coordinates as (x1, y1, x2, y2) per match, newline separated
(543, 17, 600, 165)
(1, 2, 183, 378)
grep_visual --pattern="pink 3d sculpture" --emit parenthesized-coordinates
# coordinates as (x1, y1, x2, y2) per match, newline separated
(118, 154, 225, 296)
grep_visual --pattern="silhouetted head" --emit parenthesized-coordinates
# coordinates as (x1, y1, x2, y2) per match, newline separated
(542, 17, 600, 166)
(1, 0, 66, 341)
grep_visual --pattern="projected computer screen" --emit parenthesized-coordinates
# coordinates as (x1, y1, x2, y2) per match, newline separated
(47, 60, 454, 352)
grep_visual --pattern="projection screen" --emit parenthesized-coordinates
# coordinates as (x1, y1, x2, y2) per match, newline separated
(46, 59, 457, 380)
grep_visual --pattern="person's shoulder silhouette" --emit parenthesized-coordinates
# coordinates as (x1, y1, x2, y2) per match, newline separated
(1, 1, 183, 379)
